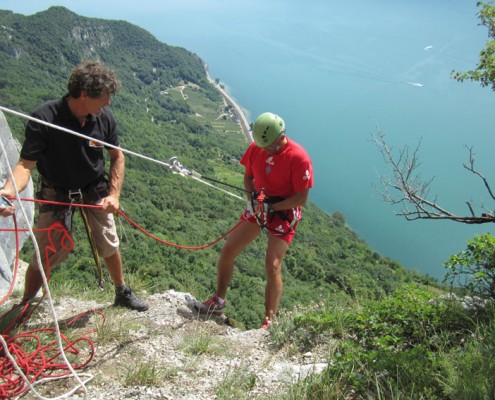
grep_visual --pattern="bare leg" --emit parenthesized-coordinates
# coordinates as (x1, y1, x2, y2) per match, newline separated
(23, 262, 46, 301)
(216, 221, 260, 298)
(108, 249, 148, 311)
(264, 234, 289, 320)
(103, 250, 125, 286)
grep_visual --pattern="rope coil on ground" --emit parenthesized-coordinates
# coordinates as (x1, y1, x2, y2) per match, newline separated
(0, 310, 103, 399)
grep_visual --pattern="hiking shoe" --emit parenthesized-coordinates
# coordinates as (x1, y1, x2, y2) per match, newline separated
(194, 295, 225, 316)
(260, 318, 272, 329)
(114, 286, 148, 312)
(0, 300, 39, 335)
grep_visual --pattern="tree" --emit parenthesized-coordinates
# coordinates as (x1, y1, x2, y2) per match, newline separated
(451, 1, 495, 90)
(373, 131, 495, 224)
(374, 1, 495, 224)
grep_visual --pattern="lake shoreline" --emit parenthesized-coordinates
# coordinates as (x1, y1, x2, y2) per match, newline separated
(205, 64, 253, 143)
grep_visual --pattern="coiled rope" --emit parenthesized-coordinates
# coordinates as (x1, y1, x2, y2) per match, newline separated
(0, 310, 102, 399)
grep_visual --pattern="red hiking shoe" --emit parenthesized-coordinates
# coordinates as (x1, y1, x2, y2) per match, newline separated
(194, 295, 225, 316)
(260, 318, 272, 329)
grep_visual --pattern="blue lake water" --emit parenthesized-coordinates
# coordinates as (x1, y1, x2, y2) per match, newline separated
(3, 0, 495, 280)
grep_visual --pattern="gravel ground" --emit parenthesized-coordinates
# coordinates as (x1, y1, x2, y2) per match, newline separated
(4, 289, 329, 400)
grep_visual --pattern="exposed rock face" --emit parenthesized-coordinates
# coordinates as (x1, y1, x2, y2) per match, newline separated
(0, 110, 34, 297)
(0, 25, 23, 59)
(70, 25, 114, 48)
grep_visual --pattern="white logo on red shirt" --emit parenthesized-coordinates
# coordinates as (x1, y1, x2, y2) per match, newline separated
(303, 170, 311, 180)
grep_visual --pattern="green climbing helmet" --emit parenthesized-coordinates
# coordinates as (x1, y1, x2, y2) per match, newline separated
(252, 112, 285, 148)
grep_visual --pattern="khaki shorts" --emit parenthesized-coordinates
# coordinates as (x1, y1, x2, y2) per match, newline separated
(30, 188, 119, 270)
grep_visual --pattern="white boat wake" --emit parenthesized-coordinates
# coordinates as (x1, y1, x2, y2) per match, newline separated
(405, 81, 424, 87)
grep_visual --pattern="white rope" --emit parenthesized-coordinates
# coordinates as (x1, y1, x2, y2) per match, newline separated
(0, 105, 244, 200)
(167, 156, 243, 201)
(0, 135, 91, 399)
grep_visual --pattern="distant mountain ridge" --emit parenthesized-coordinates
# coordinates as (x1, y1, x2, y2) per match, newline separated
(0, 6, 429, 329)
(0, 6, 216, 125)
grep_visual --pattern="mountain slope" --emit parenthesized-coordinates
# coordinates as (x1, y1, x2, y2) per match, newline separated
(0, 6, 428, 330)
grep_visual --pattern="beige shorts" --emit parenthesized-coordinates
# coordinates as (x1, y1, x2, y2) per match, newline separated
(31, 194, 119, 270)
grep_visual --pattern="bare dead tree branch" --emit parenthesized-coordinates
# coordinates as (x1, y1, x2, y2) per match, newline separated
(372, 128, 495, 224)
(463, 145, 495, 201)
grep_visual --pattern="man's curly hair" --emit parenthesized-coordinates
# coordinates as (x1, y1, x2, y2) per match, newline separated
(68, 60, 121, 98)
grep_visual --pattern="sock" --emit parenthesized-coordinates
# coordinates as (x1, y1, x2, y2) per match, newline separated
(216, 296, 225, 305)
(115, 284, 126, 294)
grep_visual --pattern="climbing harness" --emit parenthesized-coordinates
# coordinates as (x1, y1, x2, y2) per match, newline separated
(250, 190, 301, 235)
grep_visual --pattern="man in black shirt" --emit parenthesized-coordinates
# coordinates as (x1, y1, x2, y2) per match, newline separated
(0, 61, 148, 312)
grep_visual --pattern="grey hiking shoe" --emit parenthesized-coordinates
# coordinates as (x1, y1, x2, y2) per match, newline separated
(0, 300, 39, 334)
(193, 295, 225, 316)
(114, 286, 148, 312)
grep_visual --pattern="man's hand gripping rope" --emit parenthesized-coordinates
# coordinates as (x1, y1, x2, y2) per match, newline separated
(248, 190, 273, 227)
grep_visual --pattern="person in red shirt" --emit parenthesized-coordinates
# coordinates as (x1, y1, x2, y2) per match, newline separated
(195, 112, 313, 328)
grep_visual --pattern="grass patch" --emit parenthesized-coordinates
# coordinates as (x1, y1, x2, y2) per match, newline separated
(178, 326, 225, 356)
(123, 356, 177, 387)
(215, 361, 257, 400)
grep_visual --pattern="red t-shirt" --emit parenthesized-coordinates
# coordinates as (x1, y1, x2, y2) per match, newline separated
(240, 138, 313, 198)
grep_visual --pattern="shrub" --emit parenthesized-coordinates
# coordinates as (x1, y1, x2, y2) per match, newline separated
(444, 233, 495, 300)
(288, 285, 493, 398)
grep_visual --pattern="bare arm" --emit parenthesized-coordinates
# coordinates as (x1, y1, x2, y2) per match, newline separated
(0, 158, 36, 216)
(245, 171, 310, 210)
(270, 188, 310, 211)
(244, 172, 255, 200)
(100, 148, 125, 213)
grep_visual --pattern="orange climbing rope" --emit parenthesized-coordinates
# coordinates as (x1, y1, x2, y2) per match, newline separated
(0, 310, 103, 398)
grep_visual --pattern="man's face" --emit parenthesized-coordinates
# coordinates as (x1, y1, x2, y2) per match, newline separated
(82, 91, 111, 116)
(263, 135, 283, 155)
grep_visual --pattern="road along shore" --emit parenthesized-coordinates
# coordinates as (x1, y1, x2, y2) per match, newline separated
(205, 65, 253, 143)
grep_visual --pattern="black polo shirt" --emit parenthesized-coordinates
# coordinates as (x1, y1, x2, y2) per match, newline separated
(20, 96, 119, 190)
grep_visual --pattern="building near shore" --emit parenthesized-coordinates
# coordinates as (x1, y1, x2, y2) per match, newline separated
(205, 64, 253, 143)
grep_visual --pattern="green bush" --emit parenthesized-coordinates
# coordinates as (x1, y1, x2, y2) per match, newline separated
(284, 285, 494, 399)
(444, 233, 495, 300)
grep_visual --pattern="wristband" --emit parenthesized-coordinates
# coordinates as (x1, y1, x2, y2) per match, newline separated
(1, 196, 12, 207)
